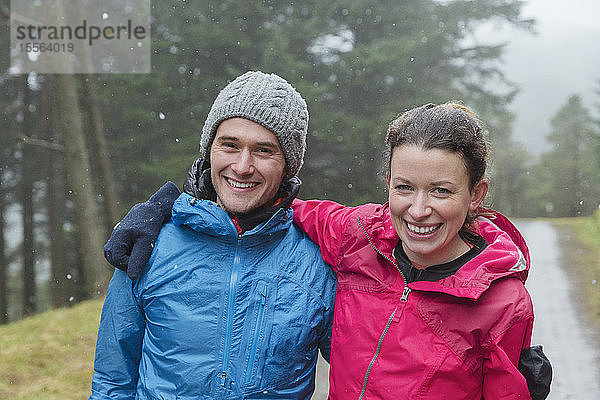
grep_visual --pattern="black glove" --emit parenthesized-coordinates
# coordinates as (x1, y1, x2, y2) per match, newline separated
(104, 181, 181, 280)
(518, 345, 552, 400)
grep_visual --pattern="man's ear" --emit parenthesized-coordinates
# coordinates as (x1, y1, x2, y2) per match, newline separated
(469, 179, 489, 211)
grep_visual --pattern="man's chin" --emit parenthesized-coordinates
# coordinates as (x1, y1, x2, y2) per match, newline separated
(218, 200, 257, 215)
(217, 192, 278, 216)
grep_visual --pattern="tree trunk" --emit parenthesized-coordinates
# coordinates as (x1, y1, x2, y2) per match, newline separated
(42, 76, 72, 307)
(21, 78, 36, 316)
(0, 171, 7, 324)
(53, 74, 109, 297)
(81, 75, 120, 234)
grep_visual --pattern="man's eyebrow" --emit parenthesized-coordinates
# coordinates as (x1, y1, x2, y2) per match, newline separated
(215, 136, 280, 149)
(256, 141, 279, 148)
(215, 135, 239, 142)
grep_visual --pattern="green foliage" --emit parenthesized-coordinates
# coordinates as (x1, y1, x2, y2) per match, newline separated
(94, 0, 533, 206)
(492, 91, 600, 218)
(537, 95, 600, 217)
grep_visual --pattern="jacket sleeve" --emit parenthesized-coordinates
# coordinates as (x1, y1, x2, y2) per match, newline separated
(482, 317, 533, 399)
(291, 199, 355, 270)
(318, 321, 333, 364)
(89, 269, 145, 400)
(317, 268, 336, 363)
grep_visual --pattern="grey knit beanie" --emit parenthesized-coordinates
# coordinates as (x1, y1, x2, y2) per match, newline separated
(200, 71, 308, 180)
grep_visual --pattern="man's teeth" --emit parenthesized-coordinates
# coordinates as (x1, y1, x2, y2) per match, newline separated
(226, 178, 257, 189)
(407, 223, 438, 234)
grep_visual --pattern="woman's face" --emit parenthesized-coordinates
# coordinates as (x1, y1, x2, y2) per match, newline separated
(387, 145, 488, 267)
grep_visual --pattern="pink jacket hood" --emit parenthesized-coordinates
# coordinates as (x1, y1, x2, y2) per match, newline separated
(410, 207, 531, 300)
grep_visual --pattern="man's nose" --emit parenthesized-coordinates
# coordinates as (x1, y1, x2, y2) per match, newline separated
(231, 149, 254, 175)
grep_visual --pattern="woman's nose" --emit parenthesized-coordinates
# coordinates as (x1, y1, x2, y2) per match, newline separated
(408, 193, 432, 219)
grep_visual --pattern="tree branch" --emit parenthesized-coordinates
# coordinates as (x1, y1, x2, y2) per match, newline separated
(16, 131, 65, 152)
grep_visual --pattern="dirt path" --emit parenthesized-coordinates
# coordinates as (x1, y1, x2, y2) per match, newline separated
(519, 220, 600, 399)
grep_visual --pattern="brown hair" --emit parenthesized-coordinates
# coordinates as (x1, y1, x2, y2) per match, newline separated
(385, 102, 488, 191)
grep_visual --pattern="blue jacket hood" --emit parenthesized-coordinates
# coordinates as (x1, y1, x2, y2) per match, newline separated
(171, 192, 293, 241)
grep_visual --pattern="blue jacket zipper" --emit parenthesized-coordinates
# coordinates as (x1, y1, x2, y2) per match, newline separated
(221, 237, 242, 386)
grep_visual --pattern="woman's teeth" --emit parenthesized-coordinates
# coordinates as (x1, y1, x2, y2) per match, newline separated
(406, 222, 439, 234)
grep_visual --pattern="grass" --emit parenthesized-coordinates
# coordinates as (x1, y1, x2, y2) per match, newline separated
(0, 298, 103, 400)
(549, 211, 600, 330)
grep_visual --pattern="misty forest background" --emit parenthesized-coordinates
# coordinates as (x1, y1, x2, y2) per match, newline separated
(1, 0, 600, 323)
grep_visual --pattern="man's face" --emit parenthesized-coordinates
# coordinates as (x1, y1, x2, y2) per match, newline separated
(210, 117, 286, 214)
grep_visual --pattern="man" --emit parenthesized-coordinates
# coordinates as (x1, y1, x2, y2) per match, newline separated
(89, 71, 336, 399)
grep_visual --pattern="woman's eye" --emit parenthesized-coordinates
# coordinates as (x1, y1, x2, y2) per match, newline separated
(434, 187, 451, 195)
(395, 184, 412, 191)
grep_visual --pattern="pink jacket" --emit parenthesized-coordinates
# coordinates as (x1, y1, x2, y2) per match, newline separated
(292, 199, 533, 399)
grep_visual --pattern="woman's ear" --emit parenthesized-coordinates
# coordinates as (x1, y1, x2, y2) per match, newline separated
(469, 179, 489, 211)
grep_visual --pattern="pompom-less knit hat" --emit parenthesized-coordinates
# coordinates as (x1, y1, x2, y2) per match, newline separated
(200, 71, 309, 180)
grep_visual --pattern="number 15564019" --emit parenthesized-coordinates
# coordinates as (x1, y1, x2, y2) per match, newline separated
(17, 42, 74, 53)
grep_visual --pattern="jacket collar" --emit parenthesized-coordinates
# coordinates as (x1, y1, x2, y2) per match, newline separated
(408, 209, 530, 299)
(171, 192, 293, 240)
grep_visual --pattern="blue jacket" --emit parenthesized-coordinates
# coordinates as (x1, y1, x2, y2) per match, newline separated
(90, 193, 336, 399)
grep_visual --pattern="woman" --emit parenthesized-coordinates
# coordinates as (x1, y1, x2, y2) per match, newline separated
(105, 102, 549, 399)
(291, 102, 535, 398)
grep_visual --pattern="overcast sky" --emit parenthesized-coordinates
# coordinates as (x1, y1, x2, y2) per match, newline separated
(497, 0, 600, 155)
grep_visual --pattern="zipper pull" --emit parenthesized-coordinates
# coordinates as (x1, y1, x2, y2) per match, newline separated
(401, 285, 411, 302)
(393, 285, 411, 322)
